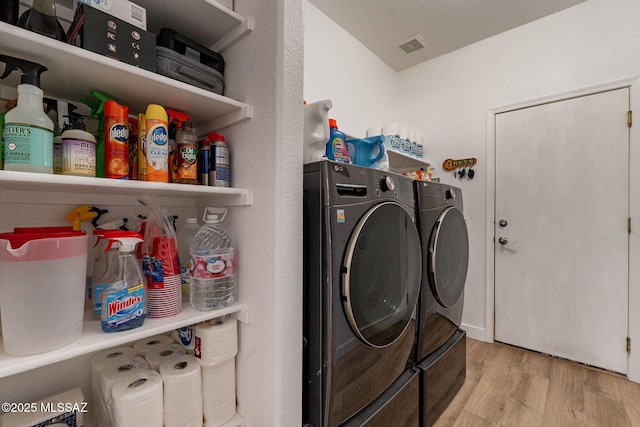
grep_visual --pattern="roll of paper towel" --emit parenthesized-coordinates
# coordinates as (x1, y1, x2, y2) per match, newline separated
(133, 334, 174, 355)
(145, 343, 188, 370)
(90, 347, 138, 427)
(111, 370, 163, 427)
(202, 358, 236, 427)
(194, 316, 237, 365)
(160, 354, 203, 427)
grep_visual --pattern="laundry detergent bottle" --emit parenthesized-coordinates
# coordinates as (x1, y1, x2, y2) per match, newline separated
(100, 231, 146, 333)
(325, 119, 351, 163)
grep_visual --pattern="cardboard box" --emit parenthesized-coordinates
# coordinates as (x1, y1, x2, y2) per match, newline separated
(68, 4, 155, 72)
(78, 0, 147, 30)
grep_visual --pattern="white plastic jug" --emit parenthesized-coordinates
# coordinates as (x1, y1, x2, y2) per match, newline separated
(303, 99, 332, 164)
(0, 228, 87, 355)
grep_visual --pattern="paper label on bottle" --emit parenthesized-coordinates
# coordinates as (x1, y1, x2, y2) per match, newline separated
(104, 283, 145, 327)
(190, 253, 234, 279)
(4, 123, 53, 168)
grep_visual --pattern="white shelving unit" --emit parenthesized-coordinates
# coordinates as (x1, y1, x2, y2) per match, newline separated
(387, 149, 431, 172)
(0, 303, 249, 379)
(0, 2, 256, 425)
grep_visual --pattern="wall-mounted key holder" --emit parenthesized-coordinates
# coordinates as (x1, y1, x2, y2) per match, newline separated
(443, 157, 477, 180)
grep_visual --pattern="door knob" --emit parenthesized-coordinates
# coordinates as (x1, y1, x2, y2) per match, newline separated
(498, 236, 508, 245)
(499, 219, 508, 227)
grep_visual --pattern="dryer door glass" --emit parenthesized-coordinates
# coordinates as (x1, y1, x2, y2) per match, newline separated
(429, 206, 469, 307)
(343, 202, 422, 348)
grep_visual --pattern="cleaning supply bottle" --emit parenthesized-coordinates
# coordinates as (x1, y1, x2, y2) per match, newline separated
(61, 114, 97, 177)
(0, 54, 54, 173)
(209, 132, 230, 187)
(137, 112, 147, 180)
(81, 90, 112, 178)
(174, 122, 198, 184)
(101, 231, 146, 332)
(92, 230, 119, 319)
(190, 207, 235, 310)
(104, 100, 129, 179)
(325, 119, 350, 164)
(145, 104, 169, 182)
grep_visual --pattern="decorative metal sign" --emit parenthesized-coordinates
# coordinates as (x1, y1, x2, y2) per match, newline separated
(442, 157, 477, 172)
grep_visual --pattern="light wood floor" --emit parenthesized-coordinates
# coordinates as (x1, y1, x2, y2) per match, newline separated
(434, 338, 640, 427)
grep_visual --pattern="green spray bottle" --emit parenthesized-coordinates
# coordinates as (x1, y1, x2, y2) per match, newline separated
(0, 54, 53, 173)
(81, 90, 112, 178)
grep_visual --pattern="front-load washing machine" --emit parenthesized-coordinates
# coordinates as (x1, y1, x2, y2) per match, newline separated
(303, 160, 422, 427)
(413, 180, 469, 426)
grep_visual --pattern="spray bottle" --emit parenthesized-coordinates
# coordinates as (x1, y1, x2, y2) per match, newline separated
(0, 54, 54, 173)
(100, 231, 146, 333)
(145, 104, 169, 182)
(81, 90, 112, 178)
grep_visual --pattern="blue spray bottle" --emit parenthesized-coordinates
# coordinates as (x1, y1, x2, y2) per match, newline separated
(100, 231, 146, 332)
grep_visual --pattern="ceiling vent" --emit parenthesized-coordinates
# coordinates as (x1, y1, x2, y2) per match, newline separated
(397, 34, 429, 54)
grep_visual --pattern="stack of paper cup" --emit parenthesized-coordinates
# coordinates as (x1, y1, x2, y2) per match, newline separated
(195, 316, 238, 427)
(111, 370, 163, 427)
(147, 237, 182, 317)
(159, 354, 203, 427)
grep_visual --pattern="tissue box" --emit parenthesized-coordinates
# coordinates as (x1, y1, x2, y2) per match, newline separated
(77, 0, 147, 30)
(0, 388, 85, 427)
(67, 4, 156, 72)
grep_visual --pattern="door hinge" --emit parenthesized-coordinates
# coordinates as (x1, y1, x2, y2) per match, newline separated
(629, 111, 633, 128)
(627, 337, 631, 353)
(629, 217, 632, 234)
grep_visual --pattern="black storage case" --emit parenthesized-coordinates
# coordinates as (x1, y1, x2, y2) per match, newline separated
(155, 28, 225, 95)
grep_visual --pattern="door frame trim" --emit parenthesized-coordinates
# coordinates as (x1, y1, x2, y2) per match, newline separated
(485, 76, 640, 382)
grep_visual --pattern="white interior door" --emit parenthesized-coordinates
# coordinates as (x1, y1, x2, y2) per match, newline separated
(494, 88, 630, 374)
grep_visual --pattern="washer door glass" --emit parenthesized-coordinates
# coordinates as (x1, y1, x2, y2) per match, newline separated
(429, 206, 469, 307)
(342, 202, 422, 348)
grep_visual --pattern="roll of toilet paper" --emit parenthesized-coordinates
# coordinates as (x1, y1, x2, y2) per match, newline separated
(160, 354, 203, 426)
(145, 343, 188, 370)
(111, 370, 163, 427)
(383, 123, 399, 137)
(367, 126, 382, 137)
(100, 356, 149, 426)
(90, 346, 138, 427)
(133, 334, 174, 355)
(194, 316, 237, 365)
(202, 358, 236, 427)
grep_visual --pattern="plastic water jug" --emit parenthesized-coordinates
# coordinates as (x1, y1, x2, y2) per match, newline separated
(0, 227, 87, 355)
(346, 135, 385, 168)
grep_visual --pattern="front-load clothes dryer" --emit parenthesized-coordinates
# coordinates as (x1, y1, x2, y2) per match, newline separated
(303, 160, 422, 427)
(413, 180, 469, 426)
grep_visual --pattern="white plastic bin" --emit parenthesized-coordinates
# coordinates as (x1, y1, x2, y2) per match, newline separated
(0, 227, 87, 356)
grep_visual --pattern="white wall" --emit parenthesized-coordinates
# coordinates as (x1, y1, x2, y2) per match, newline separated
(304, 0, 640, 382)
(397, 0, 640, 381)
(304, 2, 398, 137)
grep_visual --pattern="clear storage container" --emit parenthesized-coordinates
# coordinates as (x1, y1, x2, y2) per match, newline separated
(0, 227, 87, 355)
